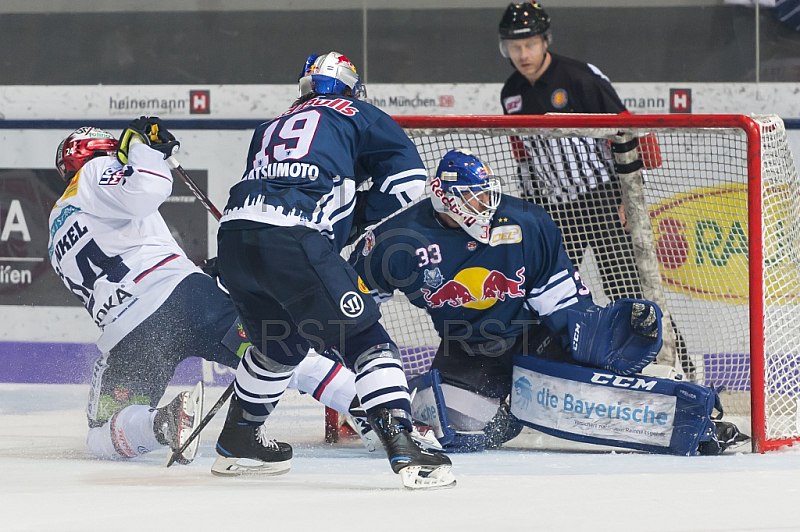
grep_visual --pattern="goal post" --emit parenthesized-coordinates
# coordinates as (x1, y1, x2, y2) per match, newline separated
(327, 113, 800, 454)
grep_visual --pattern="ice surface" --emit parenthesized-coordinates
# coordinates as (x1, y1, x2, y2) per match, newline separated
(2, 383, 800, 532)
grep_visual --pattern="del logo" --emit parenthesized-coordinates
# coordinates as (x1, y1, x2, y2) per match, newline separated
(420, 266, 525, 309)
(489, 225, 522, 247)
(669, 88, 691, 113)
(190, 90, 210, 114)
(648, 184, 798, 302)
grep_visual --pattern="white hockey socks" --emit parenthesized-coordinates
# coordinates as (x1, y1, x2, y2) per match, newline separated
(354, 356, 410, 412)
(86, 405, 161, 460)
(289, 353, 357, 414)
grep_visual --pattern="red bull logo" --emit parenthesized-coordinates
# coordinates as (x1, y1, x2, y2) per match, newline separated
(421, 267, 526, 309)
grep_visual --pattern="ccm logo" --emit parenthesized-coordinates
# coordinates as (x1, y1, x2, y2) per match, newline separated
(591, 372, 657, 391)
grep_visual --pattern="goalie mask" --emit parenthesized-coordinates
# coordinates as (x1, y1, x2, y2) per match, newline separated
(55, 127, 118, 181)
(431, 149, 501, 244)
(498, 2, 552, 58)
(298, 51, 367, 100)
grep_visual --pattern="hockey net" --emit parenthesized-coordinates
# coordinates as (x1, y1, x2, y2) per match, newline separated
(328, 114, 800, 453)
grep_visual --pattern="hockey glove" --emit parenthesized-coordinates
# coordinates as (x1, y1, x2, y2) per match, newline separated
(567, 298, 663, 376)
(118, 116, 180, 164)
(199, 257, 219, 278)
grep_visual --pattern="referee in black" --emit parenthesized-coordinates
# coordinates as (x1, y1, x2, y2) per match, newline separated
(497, 2, 693, 379)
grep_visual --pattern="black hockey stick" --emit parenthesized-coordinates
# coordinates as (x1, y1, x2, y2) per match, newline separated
(166, 156, 223, 221)
(162, 155, 231, 467)
(164, 382, 235, 468)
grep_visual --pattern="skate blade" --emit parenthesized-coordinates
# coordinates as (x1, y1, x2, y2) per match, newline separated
(177, 382, 205, 465)
(399, 465, 456, 490)
(210, 456, 292, 477)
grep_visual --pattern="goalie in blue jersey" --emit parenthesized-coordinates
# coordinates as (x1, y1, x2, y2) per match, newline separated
(351, 148, 748, 456)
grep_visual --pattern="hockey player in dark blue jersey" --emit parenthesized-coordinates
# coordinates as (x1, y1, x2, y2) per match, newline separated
(213, 52, 454, 489)
(351, 149, 748, 455)
(350, 150, 746, 454)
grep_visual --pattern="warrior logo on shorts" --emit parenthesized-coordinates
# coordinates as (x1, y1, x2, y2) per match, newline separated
(340, 291, 364, 318)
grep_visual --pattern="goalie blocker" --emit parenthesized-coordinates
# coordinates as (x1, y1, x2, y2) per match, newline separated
(511, 356, 746, 455)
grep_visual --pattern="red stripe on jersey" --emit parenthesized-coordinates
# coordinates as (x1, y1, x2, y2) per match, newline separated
(134, 254, 180, 283)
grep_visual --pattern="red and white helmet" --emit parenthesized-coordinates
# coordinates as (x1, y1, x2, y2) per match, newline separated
(55, 127, 118, 181)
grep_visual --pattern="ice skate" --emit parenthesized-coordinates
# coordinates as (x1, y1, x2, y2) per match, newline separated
(154, 381, 204, 465)
(698, 420, 751, 455)
(368, 408, 455, 490)
(211, 395, 292, 476)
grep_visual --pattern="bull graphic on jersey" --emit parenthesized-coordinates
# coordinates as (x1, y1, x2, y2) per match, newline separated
(420, 267, 526, 309)
(512, 376, 533, 410)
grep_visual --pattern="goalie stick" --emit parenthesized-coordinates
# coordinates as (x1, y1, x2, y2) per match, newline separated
(162, 155, 231, 468)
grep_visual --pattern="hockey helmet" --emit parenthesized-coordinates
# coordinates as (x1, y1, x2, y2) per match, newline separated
(498, 2, 552, 58)
(431, 149, 501, 244)
(55, 127, 118, 181)
(298, 51, 367, 100)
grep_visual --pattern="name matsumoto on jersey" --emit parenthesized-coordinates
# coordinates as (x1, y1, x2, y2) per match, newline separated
(351, 195, 595, 344)
(48, 144, 200, 353)
(221, 95, 427, 251)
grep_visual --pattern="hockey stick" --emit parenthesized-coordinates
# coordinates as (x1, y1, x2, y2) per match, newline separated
(166, 156, 223, 221)
(164, 382, 235, 468)
(162, 155, 231, 467)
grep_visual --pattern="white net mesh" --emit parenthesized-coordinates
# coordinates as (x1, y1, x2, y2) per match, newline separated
(340, 114, 800, 448)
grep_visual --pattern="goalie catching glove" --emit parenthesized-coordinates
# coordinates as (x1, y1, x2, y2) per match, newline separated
(118, 116, 180, 164)
(567, 298, 663, 376)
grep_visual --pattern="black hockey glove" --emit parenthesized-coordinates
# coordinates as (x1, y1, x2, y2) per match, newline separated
(118, 116, 180, 164)
(199, 257, 219, 278)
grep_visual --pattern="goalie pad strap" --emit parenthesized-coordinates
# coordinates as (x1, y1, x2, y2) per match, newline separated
(510, 355, 716, 456)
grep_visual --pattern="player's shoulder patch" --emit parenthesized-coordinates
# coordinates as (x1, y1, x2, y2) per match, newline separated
(60, 170, 81, 201)
(503, 94, 523, 114)
(489, 224, 522, 247)
(361, 229, 376, 256)
(98, 165, 128, 186)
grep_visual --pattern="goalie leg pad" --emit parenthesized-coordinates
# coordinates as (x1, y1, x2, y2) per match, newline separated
(409, 370, 506, 452)
(567, 298, 663, 376)
(510, 355, 719, 455)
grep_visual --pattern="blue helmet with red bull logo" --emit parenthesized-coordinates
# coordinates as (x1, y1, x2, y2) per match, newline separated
(298, 51, 367, 100)
(431, 149, 501, 244)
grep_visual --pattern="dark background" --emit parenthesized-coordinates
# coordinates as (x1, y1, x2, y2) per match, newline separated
(0, 169, 209, 306)
(1, 6, 799, 85)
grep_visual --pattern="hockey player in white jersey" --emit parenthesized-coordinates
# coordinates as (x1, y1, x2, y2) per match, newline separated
(49, 121, 371, 464)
